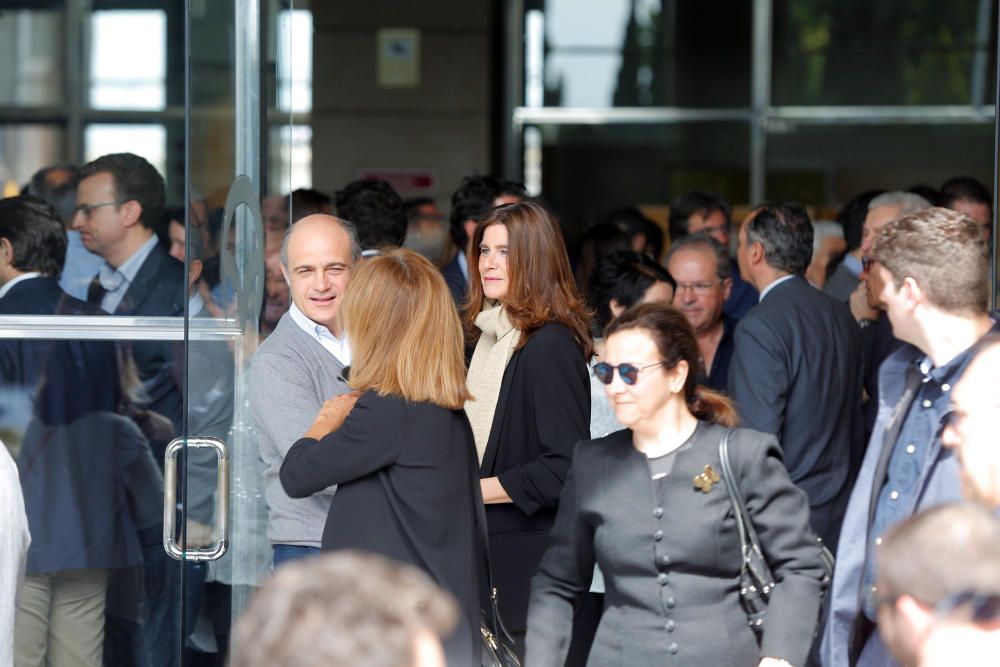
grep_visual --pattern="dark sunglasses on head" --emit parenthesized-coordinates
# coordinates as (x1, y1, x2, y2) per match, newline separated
(592, 361, 668, 386)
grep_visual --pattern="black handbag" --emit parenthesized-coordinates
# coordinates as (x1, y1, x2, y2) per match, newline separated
(469, 453, 521, 666)
(717, 429, 834, 635)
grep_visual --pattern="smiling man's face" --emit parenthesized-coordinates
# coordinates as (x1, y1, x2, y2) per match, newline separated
(282, 215, 354, 337)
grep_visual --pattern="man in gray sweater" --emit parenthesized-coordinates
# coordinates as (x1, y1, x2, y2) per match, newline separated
(249, 214, 360, 567)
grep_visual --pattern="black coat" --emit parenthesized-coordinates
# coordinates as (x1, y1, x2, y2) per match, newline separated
(280, 391, 479, 667)
(526, 423, 828, 667)
(728, 275, 863, 550)
(479, 322, 591, 633)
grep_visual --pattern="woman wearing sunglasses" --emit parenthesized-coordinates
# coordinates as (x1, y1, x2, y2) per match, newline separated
(526, 303, 828, 667)
(463, 201, 592, 653)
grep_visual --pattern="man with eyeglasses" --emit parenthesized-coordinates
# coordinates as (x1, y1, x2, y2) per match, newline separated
(666, 234, 735, 393)
(873, 503, 1000, 667)
(729, 201, 862, 553)
(668, 189, 758, 319)
(72, 152, 186, 434)
(821, 207, 999, 667)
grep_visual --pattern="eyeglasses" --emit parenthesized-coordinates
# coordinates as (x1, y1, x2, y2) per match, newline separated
(74, 201, 121, 219)
(674, 279, 724, 295)
(861, 256, 875, 273)
(592, 361, 668, 385)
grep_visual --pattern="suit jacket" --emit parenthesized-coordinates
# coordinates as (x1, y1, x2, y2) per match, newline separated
(728, 275, 862, 549)
(108, 243, 186, 435)
(723, 257, 759, 320)
(526, 423, 828, 667)
(442, 251, 468, 306)
(479, 322, 591, 632)
(280, 391, 479, 667)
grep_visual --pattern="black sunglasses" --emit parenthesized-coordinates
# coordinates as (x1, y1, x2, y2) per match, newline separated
(592, 361, 668, 385)
(861, 256, 875, 273)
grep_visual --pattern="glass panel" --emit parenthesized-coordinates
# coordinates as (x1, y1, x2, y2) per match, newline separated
(773, 0, 998, 106)
(0, 9, 63, 106)
(277, 9, 313, 113)
(528, 0, 752, 108)
(89, 10, 167, 110)
(0, 124, 65, 194)
(766, 122, 995, 205)
(530, 121, 750, 240)
(84, 124, 168, 183)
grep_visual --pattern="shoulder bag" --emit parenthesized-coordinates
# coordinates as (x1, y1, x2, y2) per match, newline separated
(717, 428, 834, 636)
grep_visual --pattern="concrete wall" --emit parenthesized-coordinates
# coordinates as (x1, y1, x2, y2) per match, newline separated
(311, 2, 493, 206)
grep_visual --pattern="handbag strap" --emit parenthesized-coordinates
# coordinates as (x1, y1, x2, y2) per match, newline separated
(718, 428, 774, 584)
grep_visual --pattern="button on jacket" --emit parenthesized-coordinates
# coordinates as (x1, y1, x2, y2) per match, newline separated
(526, 422, 828, 667)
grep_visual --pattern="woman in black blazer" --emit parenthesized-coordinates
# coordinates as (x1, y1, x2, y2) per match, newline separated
(280, 249, 478, 666)
(462, 202, 592, 648)
(526, 304, 828, 667)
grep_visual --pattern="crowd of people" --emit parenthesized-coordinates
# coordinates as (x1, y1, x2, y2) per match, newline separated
(0, 152, 998, 667)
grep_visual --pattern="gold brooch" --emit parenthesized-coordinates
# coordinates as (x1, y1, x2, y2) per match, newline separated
(694, 465, 720, 493)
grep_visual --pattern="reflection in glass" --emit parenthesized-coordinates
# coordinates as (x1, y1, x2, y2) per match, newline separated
(84, 124, 167, 182)
(0, 10, 63, 107)
(90, 10, 167, 111)
(268, 125, 312, 193)
(277, 9, 313, 113)
(0, 125, 65, 195)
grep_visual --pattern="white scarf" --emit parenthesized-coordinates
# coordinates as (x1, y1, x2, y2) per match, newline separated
(465, 303, 522, 463)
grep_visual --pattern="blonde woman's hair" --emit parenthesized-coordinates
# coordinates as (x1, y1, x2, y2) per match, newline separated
(341, 248, 472, 409)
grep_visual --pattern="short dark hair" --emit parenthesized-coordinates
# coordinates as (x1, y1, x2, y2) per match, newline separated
(605, 207, 664, 260)
(745, 201, 813, 275)
(908, 184, 942, 207)
(27, 164, 79, 225)
(0, 195, 68, 277)
(588, 250, 675, 332)
(290, 188, 332, 223)
(668, 190, 732, 242)
(78, 153, 166, 232)
(837, 189, 884, 252)
(448, 175, 526, 247)
(940, 176, 992, 212)
(334, 179, 406, 250)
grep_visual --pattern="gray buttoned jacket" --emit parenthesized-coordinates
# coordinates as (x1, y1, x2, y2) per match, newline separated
(526, 421, 828, 667)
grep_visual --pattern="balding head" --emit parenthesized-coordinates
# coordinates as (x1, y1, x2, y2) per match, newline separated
(280, 215, 360, 336)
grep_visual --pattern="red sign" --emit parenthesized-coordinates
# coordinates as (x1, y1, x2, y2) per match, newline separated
(356, 169, 437, 194)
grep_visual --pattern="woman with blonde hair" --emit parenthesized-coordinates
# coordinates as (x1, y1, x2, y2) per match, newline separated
(526, 303, 828, 667)
(463, 201, 592, 651)
(280, 248, 478, 666)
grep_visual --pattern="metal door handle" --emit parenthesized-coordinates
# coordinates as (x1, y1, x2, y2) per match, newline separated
(163, 436, 230, 561)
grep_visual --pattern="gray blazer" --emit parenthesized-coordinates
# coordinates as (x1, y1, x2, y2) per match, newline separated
(526, 422, 828, 667)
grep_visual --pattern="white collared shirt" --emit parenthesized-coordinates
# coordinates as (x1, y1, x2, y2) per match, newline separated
(457, 249, 469, 281)
(288, 302, 351, 366)
(758, 274, 797, 302)
(0, 272, 42, 300)
(95, 234, 159, 313)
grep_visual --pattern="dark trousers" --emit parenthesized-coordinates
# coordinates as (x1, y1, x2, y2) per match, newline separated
(272, 544, 322, 569)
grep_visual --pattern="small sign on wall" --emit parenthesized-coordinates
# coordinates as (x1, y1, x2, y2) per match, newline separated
(377, 28, 420, 88)
(358, 168, 437, 194)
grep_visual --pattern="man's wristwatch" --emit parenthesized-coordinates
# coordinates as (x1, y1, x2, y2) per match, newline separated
(858, 317, 876, 330)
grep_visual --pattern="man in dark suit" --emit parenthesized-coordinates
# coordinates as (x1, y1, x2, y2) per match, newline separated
(72, 152, 186, 436)
(729, 201, 862, 551)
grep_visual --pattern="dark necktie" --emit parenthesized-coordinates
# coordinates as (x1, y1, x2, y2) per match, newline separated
(87, 273, 107, 307)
